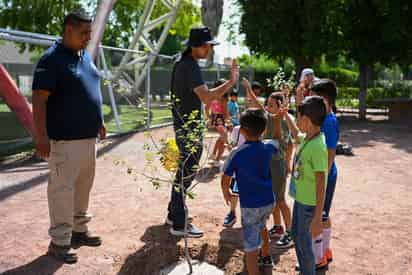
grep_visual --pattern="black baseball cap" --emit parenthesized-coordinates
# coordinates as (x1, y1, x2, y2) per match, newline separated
(230, 90, 238, 97)
(187, 27, 219, 47)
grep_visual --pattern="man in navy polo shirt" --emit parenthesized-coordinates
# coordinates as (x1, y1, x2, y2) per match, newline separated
(32, 10, 105, 264)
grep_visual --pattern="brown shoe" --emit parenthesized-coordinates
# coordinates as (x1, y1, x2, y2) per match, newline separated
(47, 242, 78, 264)
(71, 231, 102, 248)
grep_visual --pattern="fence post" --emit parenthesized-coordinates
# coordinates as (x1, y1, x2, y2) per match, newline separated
(99, 47, 122, 133)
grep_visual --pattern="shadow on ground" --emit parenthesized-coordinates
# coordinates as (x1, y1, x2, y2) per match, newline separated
(0, 133, 135, 202)
(196, 165, 221, 183)
(2, 255, 63, 275)
(117, 224, 182, 275)
(339, 115, 412, 154)
(118, 226, 249, 275)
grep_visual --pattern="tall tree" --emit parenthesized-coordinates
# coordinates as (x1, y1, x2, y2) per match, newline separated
(342, 0, 412, 119)
(201, 0, 224, 64)
(0, 0, 84, 47)
(0, 0, 200, 51)
(239, 0, 343, 75)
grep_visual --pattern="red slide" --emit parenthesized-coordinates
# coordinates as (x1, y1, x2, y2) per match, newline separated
(0, 64, 35, 138)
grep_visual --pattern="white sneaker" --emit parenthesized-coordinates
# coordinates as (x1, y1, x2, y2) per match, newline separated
(169, 224, 204, 238)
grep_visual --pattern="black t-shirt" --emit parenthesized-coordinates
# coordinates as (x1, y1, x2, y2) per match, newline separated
(170, 55, 205, 129)
(32, 41, 103, 140)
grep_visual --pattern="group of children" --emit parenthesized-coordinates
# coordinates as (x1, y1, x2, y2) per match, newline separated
(216, 71, 340, 275)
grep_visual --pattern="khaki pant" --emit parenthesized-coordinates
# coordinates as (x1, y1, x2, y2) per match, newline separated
(47, 138, 96, 246)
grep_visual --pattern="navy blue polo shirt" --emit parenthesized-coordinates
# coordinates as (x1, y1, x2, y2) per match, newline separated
(32, 41, 103, 140)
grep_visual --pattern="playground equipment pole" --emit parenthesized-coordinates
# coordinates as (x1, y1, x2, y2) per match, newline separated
(0, 65, 35, 138)
(88, 0, 117, 59)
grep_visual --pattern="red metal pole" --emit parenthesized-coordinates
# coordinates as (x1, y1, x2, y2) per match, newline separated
(0, 64, 35, 138)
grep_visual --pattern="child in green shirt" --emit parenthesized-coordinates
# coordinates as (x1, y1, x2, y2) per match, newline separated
(281, 96, 328, 275)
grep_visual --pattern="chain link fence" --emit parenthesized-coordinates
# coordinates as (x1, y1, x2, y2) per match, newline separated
(0, 39, 254, 156)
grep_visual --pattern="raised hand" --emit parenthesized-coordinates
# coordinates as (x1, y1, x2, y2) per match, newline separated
(241, 77, 251, 90)
(230, 59, 239, 85)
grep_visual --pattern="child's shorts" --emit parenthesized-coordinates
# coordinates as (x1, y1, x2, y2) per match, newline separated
(230, 177, 239, 194)
(240, 203, 274, 252)
(271, 157, 287, 201)
(211, 113, 225, 128)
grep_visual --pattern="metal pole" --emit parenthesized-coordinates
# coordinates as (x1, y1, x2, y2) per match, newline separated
(146, 62, 151, 129)
(113, 0, 156, 81)
(133, 0, 182, 90)
(87, 0, 117, 59)
(99, 48, 122, 132)
(0, 33, 54, 47)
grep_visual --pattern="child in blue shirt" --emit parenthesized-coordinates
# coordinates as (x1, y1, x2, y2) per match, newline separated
(221, 108, 277, 275)
(310, 79, 340, 266)
(228, 91, 240, 126)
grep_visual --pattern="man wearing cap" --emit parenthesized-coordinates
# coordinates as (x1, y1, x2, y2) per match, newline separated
(166, 27, 239, 237)
(32, 10, 104, 264)
(296, 68, 320, 105)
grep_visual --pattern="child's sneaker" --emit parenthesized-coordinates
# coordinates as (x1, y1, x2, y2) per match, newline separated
(316, 256, 329, 271)
(325, 248, 333, 262)
(223, 211, 237, 227)
(295, 257, 329, 272)
(269, 225, 284, 238)
(275, 231, 294, 248)
(257, 255, 273, 267)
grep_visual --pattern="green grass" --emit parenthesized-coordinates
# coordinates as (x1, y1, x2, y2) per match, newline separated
(0, 103, 30, 141)
(0, 103, 172, 156)
(103, 104, 172, 133)
(0, 103, 33, 156)
(336, 98, 359, 108)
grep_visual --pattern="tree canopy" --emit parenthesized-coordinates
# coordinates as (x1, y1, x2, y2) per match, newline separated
(0, 0, 200, 52)
(239, 0, 412, 119)
(239, 0, 343, 73)
(340, 0, 412, 118)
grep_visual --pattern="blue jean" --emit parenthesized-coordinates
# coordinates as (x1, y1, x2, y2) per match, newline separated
(291, 201, 316, 275)
(240, 203, 273, 252)
(323, 174, 337, 220)
(167, 126, 203, 230)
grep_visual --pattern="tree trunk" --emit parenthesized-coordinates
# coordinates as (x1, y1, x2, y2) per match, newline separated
(359, 63, 370, 120)
(201, 0, 224, 66)
(401, 65, 412, 80)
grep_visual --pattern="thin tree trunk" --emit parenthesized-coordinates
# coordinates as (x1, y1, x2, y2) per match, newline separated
(359, 63, 370, 120)
(201, 0, 224, 66)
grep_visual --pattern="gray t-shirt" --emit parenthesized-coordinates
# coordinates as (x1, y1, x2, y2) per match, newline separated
(171, 54, 205, 129)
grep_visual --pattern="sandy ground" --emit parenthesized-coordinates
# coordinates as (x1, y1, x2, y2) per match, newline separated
(0, 116, 411, 275)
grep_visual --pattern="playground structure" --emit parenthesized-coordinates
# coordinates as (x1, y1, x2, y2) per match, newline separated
(0, 0, 253, 157)
(0, 0, 182, 136)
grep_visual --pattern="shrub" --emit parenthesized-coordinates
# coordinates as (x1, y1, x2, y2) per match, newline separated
(373, 80, 412, 98)
(318, 67, 359, 86)
(239, 54, 279, 73)
(337, 83, 412, 108)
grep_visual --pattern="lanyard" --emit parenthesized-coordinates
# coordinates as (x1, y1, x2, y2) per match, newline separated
(292, 133, 321, 178)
